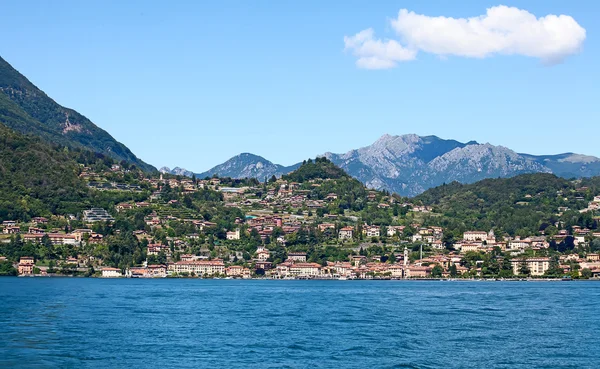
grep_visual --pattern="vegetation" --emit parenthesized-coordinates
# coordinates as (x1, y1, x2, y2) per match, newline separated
(0, 55, 154, 171)
(0, 122, 150, 221)
(415, 173, 600, 236)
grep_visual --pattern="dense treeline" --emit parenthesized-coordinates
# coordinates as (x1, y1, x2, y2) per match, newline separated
(283, 157, 348, 182)
(415, 174, 600, 236)
(0, 122, 148, 221)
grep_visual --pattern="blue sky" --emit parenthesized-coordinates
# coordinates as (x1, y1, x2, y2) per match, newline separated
(2, 0, 597, 171)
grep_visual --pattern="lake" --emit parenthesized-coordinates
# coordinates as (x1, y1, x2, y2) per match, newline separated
(1, 279, 599, 368)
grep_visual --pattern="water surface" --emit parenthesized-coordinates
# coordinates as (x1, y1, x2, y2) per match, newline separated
(1, 279, 598, 368)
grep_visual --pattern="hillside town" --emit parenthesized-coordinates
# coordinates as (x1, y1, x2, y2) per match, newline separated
(2, 159, 600, 280)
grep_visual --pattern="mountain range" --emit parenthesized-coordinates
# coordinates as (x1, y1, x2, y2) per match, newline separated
(3, 54, 599, 196)
(0, 56, 154, 171)
(164, 134, 600, 197)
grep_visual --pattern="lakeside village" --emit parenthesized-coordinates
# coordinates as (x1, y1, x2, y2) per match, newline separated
(3, 159, 600, 280)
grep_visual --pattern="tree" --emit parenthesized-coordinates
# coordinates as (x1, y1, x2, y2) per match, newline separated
(249, 228, 261, 246)
(518, 260, 530, 277)
(449, 264, 458, 278)
(581, 268, 592, 279)
(431, 265, 443, 278)
(0, 261, 17, 276)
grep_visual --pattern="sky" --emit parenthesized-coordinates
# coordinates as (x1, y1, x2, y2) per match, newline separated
(1, 0, 598, 171)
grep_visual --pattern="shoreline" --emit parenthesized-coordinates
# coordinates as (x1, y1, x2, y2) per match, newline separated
(8, 275, 600, 282)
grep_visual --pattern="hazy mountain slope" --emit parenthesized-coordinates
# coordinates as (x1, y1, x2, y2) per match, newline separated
(521, 153, 600, 178)
(196, 153, 300, 180)
(159, 166, 195, 177)
(0, 55, 155, 171)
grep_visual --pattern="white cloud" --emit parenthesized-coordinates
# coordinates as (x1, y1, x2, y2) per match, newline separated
(345, 5, 586, 69)
(343, 28, 417, 69)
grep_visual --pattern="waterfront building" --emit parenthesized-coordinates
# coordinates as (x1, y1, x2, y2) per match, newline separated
(18, 257, 35, 275)
(101, 267, 122, 278)
(168, 259, 225, 276)
(511, 257, 550, 276)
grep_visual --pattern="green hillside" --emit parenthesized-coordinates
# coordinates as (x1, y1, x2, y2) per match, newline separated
(0, 122, 89, 220)
(0, 122, 151, 221)
(0, 56, 155, 172)
(415, 173, 600, 236)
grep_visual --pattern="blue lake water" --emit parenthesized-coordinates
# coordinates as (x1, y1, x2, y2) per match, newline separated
(1, 278, 599, 368)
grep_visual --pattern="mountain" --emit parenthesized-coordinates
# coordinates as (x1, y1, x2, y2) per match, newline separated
(521, 153, 600, 179)
(325, 134, 600, 196)
(324, 134, 554, 196)
(0, 56, 155, 172)
(159, 166, 195, 177)
(196, 153, 300, 181)
(194, 134, 600, 197)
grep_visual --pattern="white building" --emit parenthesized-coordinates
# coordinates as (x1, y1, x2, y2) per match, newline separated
(101, 267, 122, 278)
(511, 258, 550, 276)
(226, 228, 240, 240)
(463, 231, 488, 242)
(338, 227, 353, 240)
(287, 252, 307, 262)
(365, 226, 380, 238)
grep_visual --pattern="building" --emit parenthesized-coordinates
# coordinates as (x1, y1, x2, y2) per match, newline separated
(511, 257, 550, 276)
(508, 237, 532, 250)
(180, 254, 200, 262)
(3, 225, 20, 234)
(18, 257, 35, 275)
(364, 226, 380, 238)
(276, 262, 322, 277)
(168, 260, 225, 276)
(147, 244, 170, 256)
(226, 228, 240, 240)
(431, 240, 444, 250)
(404, 266, 432, 278)
(587, 254, 600, 261)
(83, 208, 114, 222)
(460, 243, 481, 254)
(256, 246, 270, 261)
(226, 265, 251, 278)
(338, 226, 354, 240)
(317, 223, 335, 232)
(146, 265, 167, 277)
(389, 265, 404, 278)
(28, 227, 45, 234)
(101, 267, 122, 278)
(387, 226, 405, 237)
(287, 252, 307, 262)
(21, 233, 78, 246)
(463, 231, 488, 242)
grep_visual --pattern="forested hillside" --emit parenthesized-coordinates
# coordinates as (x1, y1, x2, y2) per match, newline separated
(0, 122, 150, 221)
(0, 56, 154, 171)
(415, 173, 600, 237)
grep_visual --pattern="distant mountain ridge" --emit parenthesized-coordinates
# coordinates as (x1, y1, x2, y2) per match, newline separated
(159, 166, 195, 177)
(195, 153, 301, 181)
(178, 134, 600, 196)
(0, 56, 155, 171)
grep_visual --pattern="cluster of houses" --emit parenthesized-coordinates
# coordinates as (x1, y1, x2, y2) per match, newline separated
(5, 168, 600, 280)
(92, 249, 600, 279)
(2, 219, 105, 246)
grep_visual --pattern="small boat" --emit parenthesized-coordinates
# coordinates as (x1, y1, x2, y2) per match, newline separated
(338, 276, 348, 281)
